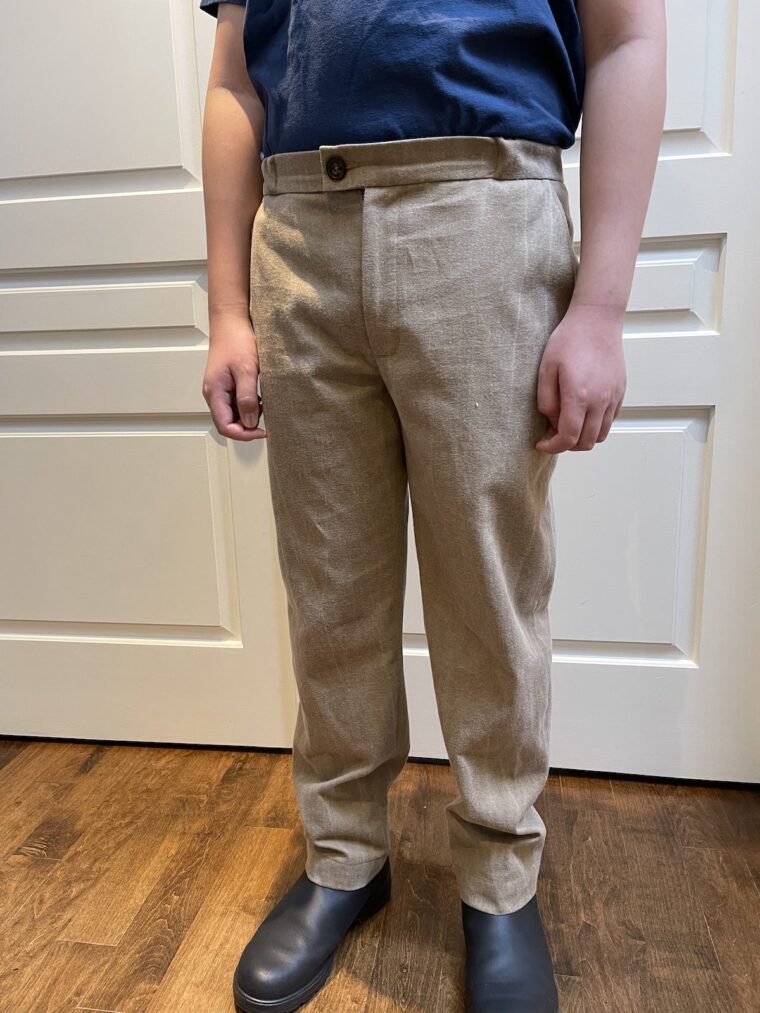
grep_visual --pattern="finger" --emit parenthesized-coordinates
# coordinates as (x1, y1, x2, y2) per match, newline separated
(225, 420, 268, 441)
(537, 398, 585, 453)
(206, 386, 234, 433)
(535, 367, 561, 451)
(536, 359, 560, 429)
(208, 388, 266, 441)
(596, 402, 616, 443)
(570, 403, 605, 451)
(235, 375, 263, 430)
(536, 429, 579, 454)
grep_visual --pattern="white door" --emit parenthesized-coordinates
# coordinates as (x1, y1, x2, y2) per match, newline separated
(0, 0, 298, 746)
(405, 0, 760, 782)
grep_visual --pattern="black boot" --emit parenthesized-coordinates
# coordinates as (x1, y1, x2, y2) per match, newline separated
(462, 894, 559, 1012)
(233, 856, 391, 1013)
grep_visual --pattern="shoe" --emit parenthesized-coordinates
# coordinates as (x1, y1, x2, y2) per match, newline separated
(462, 893, 559, 1012)
(232, 856, 392, 1012)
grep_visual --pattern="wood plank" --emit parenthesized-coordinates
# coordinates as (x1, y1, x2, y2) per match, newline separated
(0, 741, 757, 1011)
(566, 807, 645, 1011)
(667, 783, 740, 849)
(0, 741, 107, 857)
(537, 775, 584, 982)
(608, 777, 677, 835)
(3, 939, 113, 1013)
(0, 738, 29, 773)
(717, 785, 760, 887)
(240, 748, 301, 829)
(0, 744, 240, 999)
(78, 752, 280, 1012)
(559, 772, 617, 815)
(52, 746, 239, 945)
(682, 840, 760, 1011)
(143, 824, 302, 1013)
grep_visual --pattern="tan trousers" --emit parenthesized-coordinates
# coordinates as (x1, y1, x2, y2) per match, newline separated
(250, 135, 578, 915)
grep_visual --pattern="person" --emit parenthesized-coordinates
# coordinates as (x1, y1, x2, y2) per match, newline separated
(198, 2, 666, 1010)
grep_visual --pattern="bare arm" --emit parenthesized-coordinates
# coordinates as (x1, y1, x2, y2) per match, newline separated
(536, 0, 667, 454)
(201, 4, 267, 441)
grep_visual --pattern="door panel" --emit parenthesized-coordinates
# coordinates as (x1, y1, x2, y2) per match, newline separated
(0, 0, 297, 746)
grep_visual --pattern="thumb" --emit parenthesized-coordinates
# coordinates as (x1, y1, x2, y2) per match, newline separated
(536, 360, 560, 430)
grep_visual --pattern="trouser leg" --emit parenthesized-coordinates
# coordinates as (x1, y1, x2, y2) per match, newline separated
(250, 188, 410, 890)
(368, 174, 575, 914)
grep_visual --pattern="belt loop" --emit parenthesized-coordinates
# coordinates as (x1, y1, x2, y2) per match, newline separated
(267, 156, 278, 195)
(493, 137, 514, 181)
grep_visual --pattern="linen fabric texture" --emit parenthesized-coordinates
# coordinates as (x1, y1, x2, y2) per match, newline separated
(249, 134, 578, 915)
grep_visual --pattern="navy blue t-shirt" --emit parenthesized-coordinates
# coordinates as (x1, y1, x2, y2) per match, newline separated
(200, 1, 584, 158)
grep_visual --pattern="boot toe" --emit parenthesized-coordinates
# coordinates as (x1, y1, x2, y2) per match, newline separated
(462, 894, 558, 1012)
(233, 929, 333, 1006)
(232, 860, 391, 1011)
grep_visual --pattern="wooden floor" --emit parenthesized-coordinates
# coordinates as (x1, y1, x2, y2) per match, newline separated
(0, 739, 757, 1013)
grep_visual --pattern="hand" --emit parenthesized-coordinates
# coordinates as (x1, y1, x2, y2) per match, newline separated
(202, 314, 266, 441)
(535, 302, 627, 454)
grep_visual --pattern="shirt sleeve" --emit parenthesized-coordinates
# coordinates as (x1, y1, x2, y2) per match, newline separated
(199, 0, 246, 18)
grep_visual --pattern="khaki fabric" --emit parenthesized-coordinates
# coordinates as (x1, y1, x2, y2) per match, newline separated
(250, 135, 578, 915)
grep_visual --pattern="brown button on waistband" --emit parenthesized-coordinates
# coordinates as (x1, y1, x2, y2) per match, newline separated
(325, 155, 347, 180)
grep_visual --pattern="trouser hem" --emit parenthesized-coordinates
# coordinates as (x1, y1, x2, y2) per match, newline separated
(305, 851, 389, 891)
(455, 870, 541, 916)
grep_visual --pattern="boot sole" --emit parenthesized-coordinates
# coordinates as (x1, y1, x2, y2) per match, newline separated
(232, 872, 391, 1013)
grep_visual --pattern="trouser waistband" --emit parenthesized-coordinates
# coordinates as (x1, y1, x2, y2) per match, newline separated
(260, 134, 565, 195)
